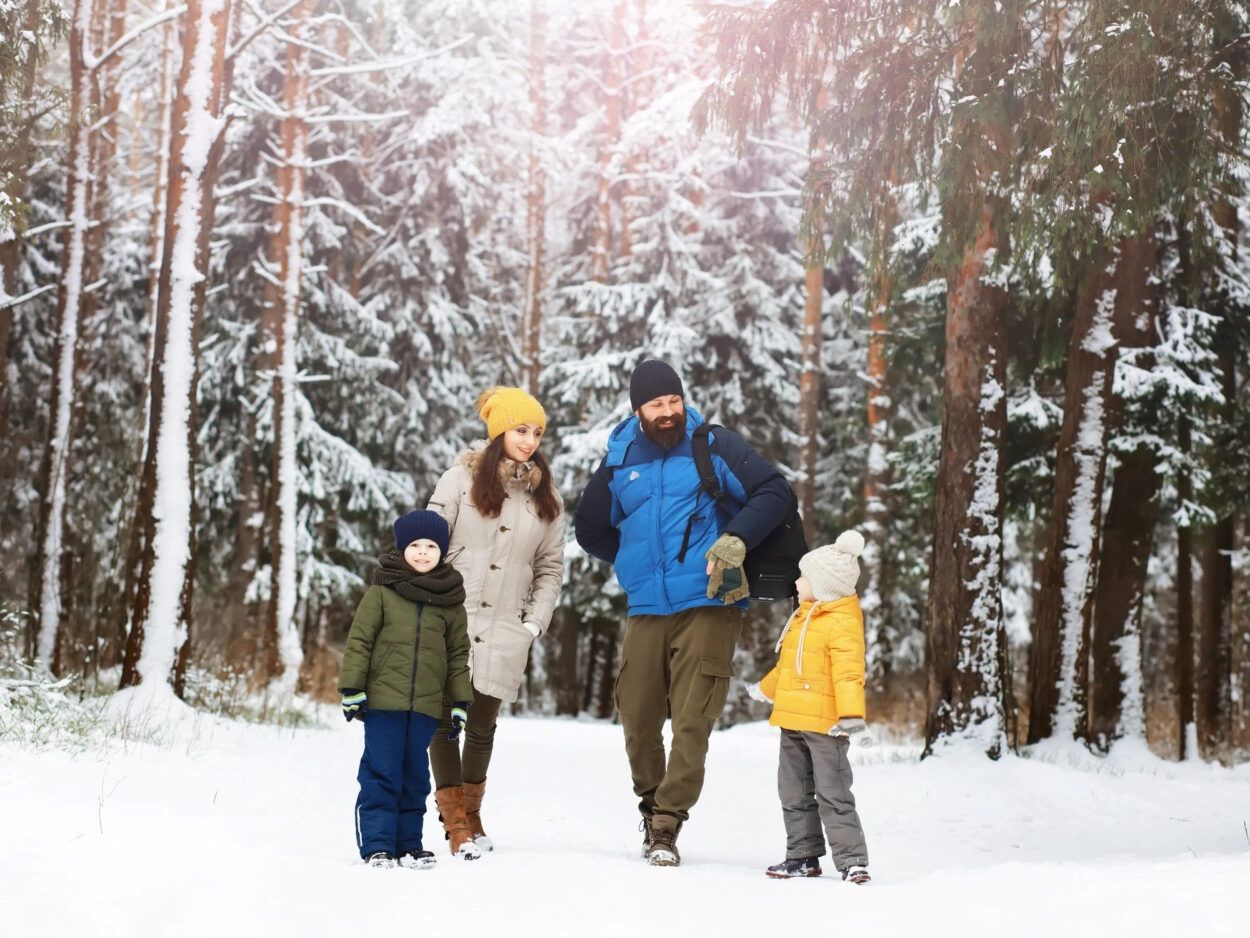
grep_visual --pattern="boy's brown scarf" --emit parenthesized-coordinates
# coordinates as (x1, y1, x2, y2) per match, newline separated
(373, 551, 466, 606)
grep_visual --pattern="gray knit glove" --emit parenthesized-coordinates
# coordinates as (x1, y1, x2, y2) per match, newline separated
(705, 534, 749, 604)
(829, 717, 875, 746)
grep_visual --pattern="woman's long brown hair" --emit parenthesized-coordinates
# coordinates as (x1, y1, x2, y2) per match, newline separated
(469, 434, 561, 522)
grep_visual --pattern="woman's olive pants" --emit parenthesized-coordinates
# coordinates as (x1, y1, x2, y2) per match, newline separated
(428, 687, 503, 788)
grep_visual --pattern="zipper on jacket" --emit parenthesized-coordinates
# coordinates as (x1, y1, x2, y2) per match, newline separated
(407, 601, 425, 710)
(656, 449, 672, 612)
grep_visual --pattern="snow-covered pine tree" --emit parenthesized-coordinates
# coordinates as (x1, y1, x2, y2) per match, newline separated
(699, 0, 1048, 756)
(0, 0, 66, 420)
(1022, 0, 1245, 748)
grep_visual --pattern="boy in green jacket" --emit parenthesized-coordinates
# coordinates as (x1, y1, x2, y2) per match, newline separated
(339, 510, 473, 869)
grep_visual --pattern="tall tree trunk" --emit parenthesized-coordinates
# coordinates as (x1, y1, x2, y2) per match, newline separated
(796, 97, 829, 547)
(261, 0, 310, 699)
(861, 180, 897, 687)
(923, 7, 1014, 757)
(1197, 478, 1233, 760)
(796, 234, 822, 546)
(618, 0, 650, 262)
(1028, 244, 1121, 744)
(924, 203, 1009, 757)
(1087, 231, 1160, 749)
(589, 0, 625, 283)
(32, 0, 96, 674)
(120, 0, 234, 695)
(548, 607, 581, 716)
(1196, 16, 1244, 761)
(1232, 517, 1250, 749)
(520, 0, 546, 395)
(105, 7, 177, 671)
(1176, 415, 1195, 758)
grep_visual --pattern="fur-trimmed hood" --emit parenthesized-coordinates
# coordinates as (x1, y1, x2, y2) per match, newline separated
(456, 440, 543, 492)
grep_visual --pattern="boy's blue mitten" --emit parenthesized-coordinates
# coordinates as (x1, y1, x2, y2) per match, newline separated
(447, 703, 469, 741)
(341, 690, 367, 722)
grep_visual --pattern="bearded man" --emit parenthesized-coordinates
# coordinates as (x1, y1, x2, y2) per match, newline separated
(573, 359, 792, 867)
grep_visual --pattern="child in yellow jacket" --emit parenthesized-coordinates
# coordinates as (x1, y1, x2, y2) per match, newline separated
(749, 530, 873, 884)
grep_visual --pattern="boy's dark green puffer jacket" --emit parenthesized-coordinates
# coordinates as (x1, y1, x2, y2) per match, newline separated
(339, 584, 473, 715)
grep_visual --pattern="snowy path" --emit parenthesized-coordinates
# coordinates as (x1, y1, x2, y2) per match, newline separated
(2, 714, 1247, 937)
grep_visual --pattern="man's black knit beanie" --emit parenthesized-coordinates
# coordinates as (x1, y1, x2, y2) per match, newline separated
(630, 360, 684, 411)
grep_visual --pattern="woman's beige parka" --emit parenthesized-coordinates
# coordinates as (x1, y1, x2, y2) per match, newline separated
(428, 446, 565, 702)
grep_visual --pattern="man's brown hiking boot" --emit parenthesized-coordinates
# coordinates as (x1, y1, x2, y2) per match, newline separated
(639, 811, 654, 857)
(645, 813, 681, 867)
(462, 780, 493, 852)
(434, 786, 482, 860)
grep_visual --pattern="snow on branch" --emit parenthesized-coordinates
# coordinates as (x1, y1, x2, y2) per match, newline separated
(0, 283, 56, 310)
(227, 0, 306, 62)
(310, 36, 472, 77)
(304, 110, 410, 125)
(301, 198, 385, 235)
(84, 6, 187, 72)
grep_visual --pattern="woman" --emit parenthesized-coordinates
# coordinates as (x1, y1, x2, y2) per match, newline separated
(426, 386, 565, 859)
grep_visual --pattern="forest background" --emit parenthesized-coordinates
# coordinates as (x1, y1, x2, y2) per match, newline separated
(2, 0, 1249, 764)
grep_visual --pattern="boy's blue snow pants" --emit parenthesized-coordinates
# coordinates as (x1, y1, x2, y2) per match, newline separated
(355, 709, 439, 858)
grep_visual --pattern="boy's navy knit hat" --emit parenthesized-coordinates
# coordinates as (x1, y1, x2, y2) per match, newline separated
(630, 360, 684, 410)
(394, 510, 450, 556)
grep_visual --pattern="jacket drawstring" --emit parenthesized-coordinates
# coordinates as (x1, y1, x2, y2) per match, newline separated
(775, 602, 822, 677)
(795, 603, 822, 677)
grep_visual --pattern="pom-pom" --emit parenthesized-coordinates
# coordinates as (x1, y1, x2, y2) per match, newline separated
(834, 530, 865, 557)
(476, 386, 502, 419)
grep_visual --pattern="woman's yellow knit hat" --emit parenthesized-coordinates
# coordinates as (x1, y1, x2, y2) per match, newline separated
(476, 386, 547, 440)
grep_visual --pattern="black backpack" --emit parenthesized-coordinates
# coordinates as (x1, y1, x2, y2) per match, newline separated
(689, 424, 808, 602)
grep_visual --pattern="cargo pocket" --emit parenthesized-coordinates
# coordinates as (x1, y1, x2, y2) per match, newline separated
(692, 656, 733, 719)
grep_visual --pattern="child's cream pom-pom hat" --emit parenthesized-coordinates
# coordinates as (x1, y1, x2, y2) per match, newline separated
(798, 530, 865, 601)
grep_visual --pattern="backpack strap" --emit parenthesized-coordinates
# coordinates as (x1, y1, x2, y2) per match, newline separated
(691, 423, 727, 505)
(677, 424, 732, 565)
(676, 424, 725, 564)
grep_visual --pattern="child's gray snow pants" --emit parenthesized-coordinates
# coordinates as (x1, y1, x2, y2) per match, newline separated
(777, 729, 869, 870)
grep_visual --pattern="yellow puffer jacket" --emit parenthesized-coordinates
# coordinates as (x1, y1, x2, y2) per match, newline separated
(758, 596, 866, 734)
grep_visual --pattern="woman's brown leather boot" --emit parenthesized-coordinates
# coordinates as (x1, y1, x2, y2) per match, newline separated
(462, 780, 494, 852)
(434, 786, 481, 860)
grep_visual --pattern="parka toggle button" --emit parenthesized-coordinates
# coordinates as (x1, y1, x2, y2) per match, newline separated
(499, 526, 510, 533)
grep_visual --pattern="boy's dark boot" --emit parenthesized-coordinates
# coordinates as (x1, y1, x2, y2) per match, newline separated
(645, 813, 682, 867)
(462, 780, 493, 852)
(398, 849, 437, 870)
(766, 856, 822, 878)
(434, 786, 482, 860)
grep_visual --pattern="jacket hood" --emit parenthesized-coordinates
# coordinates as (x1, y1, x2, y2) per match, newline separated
(606, 405, 707, 468)
(455, 440, 543, 491)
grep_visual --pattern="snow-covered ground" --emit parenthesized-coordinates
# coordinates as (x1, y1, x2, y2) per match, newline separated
(2, 709, 1247, 937)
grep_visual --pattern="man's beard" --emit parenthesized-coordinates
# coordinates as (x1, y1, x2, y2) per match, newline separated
(640, 412, 685, 449)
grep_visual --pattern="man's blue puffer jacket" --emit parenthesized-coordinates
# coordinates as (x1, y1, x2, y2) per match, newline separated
(573, 406, 792, 616)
